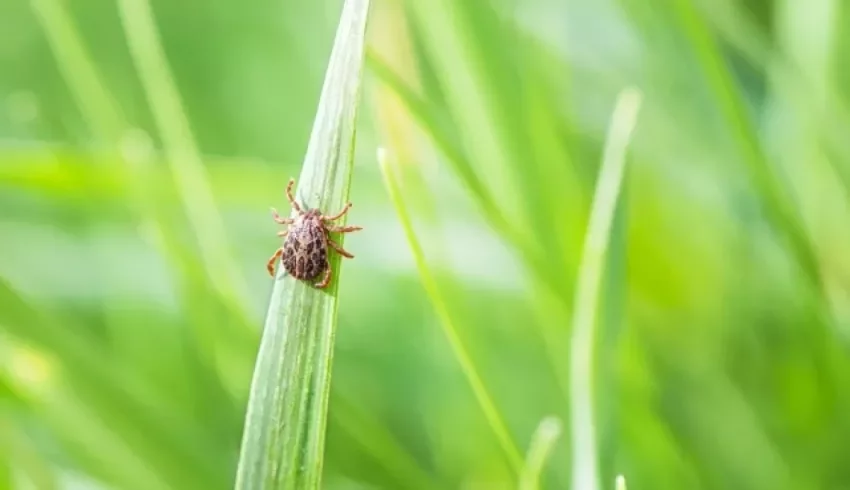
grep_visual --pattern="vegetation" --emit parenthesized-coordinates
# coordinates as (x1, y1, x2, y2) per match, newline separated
(2, 0, 850, 489)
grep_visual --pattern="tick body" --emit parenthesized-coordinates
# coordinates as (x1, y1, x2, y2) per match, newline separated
(266, 178, 362, 289)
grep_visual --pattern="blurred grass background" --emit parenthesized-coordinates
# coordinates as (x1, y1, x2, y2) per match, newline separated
(3, 0, 850, 489)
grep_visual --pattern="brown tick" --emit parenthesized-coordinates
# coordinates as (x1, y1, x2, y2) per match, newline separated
(266, 178, 362, 289)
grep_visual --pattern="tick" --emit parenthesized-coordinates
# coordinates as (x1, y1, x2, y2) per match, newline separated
(266, 178, 362, 289)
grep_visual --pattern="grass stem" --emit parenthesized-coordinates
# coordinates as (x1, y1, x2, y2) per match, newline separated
(569, 87, 642, 490)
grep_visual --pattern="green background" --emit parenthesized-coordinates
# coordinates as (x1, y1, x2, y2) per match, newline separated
(3, 0, 850, 489)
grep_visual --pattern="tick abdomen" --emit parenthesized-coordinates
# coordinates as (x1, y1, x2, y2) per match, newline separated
(282, 216, 328, 280)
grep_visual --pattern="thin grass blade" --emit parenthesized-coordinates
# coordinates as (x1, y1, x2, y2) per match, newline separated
(116, 0, 248, 307)
(28, 0, 125, 142)
(616, 475, 627, 490)
(569, 88, 642, 490)
(519, 416, 563, 490)
(378, 148, 523, 474)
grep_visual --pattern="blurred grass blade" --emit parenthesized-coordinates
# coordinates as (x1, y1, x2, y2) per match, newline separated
(366, 51, 501, 228)
(378, 148, 524, 474)
(615, 475, 627, 490)
(0, 277, 222, 490)
(595, 120, 630, 489)
(233, 0, 371, 488)
(0, 419, 12, 490)
(367, 53, 561, 298)
(116, 0, 248, 306)
(31, 0, 254, 406)
(332, 395, 437, 490)
(0, 417, 57, 490)
(519, 416, 563, 490)
(29, 0, 124, 142)
(669, 0, 823, 292)
(570, 88, 642, 490)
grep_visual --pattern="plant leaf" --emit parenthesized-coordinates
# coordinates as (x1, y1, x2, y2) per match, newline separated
(117, 0, 249, 308)
(569, 88, 642, 490)
(234, 0, 371, 488)
(378, 148, 524, 475)
(519, 416, 563, 490)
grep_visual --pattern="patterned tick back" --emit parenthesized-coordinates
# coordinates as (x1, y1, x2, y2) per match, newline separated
(266, 179, 362, 289)
(282, 210, 328, 281)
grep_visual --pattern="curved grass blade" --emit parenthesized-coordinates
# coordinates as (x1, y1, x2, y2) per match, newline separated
(569, 88, 642, 490)
(519, 416, 563, 490)
(234, 0, 371, 488)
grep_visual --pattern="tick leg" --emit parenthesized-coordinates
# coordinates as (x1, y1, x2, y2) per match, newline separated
(326, 225, 362, 234)
(328, 239, 354, 258)
(315, 264, 332, 289)
(285, 178, 302, 213)
(277, 229, 289, 237)
(322, 202, 352, 222)
(266, 248, 283, 277)
(271, 207, 293, 225)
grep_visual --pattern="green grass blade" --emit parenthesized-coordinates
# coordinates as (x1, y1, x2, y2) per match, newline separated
(0, 415, 58, 490)
(29, 0, 256, 393)
(116, 0, 248, 307)
(28, 0, 125, 142)
(0, 418, 13, 490)
(616, 475, 627, 490)
(0, 278, 225, 490)
(331, 395, 438, 490)
(519, 416, 563, 490)
(368, 53, 564, 299)
(378, 148, 524, 475)
(233, 0, 371, 488)
(569, 88, 642, 490)
(669, 0, 823, 292)
(366, 51, 499, 223)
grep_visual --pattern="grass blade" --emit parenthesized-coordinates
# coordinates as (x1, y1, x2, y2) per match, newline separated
(669, 0, 823, 292)
(367, 53, 564, 299)
(0, 277, 224, 490)
(116, 0, 248, 307)
(519, 416, 563, 490)
(616, 475, 627, 490)
(378, 148, 524, 474)
(28, 0, 125, 142)
(331, 395, 438, 490)
(233, 0, 371, 488)
(569, 88, 642, 490)
(366, 51, 500, 227)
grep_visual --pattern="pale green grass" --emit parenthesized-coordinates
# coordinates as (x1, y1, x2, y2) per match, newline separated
(569, 88, 642, 490)
(519, 416, 563, 490)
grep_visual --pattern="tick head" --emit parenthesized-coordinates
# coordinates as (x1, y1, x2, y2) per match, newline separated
(303, 208, 322, 219)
